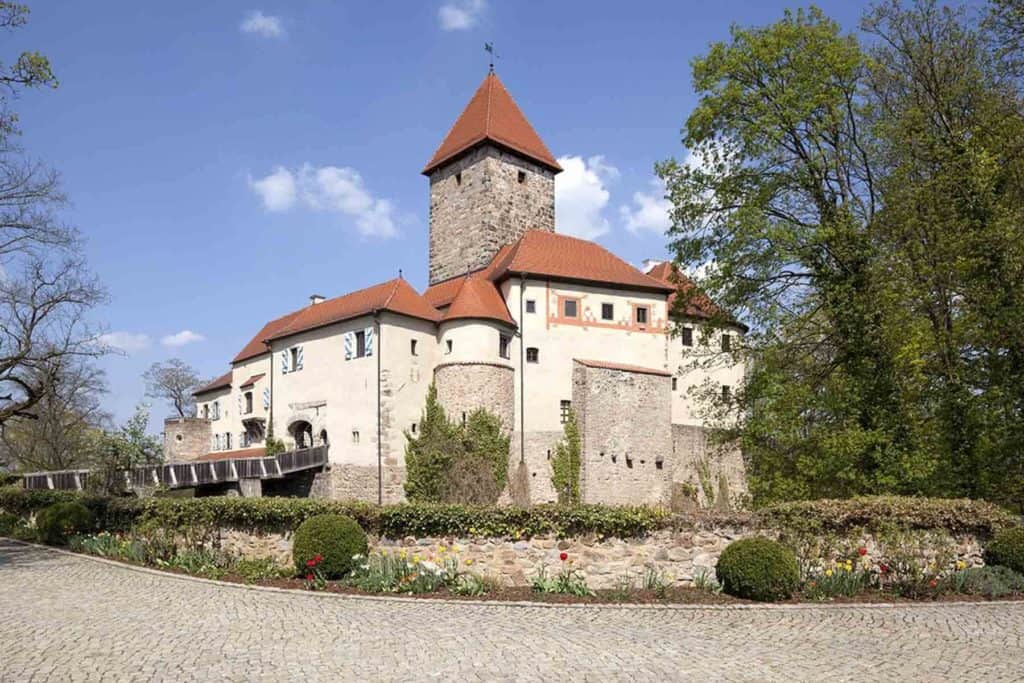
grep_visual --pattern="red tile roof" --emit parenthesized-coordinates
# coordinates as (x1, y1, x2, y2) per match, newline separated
(239, 373, 265, 388)
(423, 72, 562, 175)
(488, 231, 675, 293)
(442, 276, 515, 326)
(574, 359, 672, 377)
(644, 261, 725, 321)
(193, 371, 232, 396)
(232, 311, 302, 364)
(194, 447, 267, 462)
(265, 278, 441, 343)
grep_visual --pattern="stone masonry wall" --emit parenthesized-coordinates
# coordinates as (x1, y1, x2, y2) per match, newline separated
(309, 464, 406, 504)
(434, 362, 515, 432)
(572, 363, 673, 506)
(672, 424, 748, 509)
(217, 526, 987, 590)
(163, 417, 212, 462)
(428, 145, 555, 284)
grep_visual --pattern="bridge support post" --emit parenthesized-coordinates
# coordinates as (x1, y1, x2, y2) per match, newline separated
(238, 478, 263, 498)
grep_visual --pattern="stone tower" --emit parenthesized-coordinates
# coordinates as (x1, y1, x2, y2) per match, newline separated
(423, 71, 562, 285)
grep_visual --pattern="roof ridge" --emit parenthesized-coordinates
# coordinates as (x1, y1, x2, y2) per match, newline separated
(382, 277, 402, 310)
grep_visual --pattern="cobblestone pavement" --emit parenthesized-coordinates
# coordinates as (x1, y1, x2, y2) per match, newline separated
(2, 539, 1023, 682)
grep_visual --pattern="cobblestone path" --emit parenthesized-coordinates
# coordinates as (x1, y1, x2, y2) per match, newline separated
(2, 539, 1023, 681)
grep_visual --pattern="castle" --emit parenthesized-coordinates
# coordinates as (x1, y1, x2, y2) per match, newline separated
(165, 72, 747, 506)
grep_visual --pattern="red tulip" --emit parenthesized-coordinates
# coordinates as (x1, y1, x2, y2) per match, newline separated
(879, 564, 888, 573)
(559, 552, 568, 562)
(857, 547, 868, 556)
(306, 573, 314, 581)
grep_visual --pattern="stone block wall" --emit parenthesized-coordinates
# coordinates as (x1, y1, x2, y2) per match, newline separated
(163, 417, 212, 462)
(572, 362, 673, 506)
(434, 362, 515, 432)
(671, 424, 748, 509)
(309, 464, 406, 504)
(507, 430, 564, 505)
(428, 145, 555, 284)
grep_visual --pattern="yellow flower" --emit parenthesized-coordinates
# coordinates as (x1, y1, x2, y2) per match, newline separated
(956, 560, 966, 570)
(413, 554, 421, 564)
(439, 545, 447, 553)
(465, 558, 473, 566)
(399, 549, 407, 559)
(825, 569, 833, 577)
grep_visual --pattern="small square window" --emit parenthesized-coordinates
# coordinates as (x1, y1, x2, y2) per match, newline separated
(526, 347, 539, 363)
(681, 327, 693, 347)
(564, 299, 578, 318)
(410, 339, 418, 356)
(525, 299, 536, 314)
(499, 334, 511, 359)
(517, 170, 526, 184)
(672, 377, 678, 391)
(446, 339, 453, 354)
(721, 333, 732, 352)
(560, 400, 572, 424)
(601, 303, 614, 321)
(635, 306, 649, 325)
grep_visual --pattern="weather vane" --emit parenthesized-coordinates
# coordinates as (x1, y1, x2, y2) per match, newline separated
(484, 42, 499, 73)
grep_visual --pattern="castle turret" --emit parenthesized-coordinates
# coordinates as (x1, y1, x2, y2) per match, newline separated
(423, 71, 561, 285)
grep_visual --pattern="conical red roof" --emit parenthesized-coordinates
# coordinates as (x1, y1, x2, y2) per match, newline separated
(442, 275, 515, 326)
(423, 72, 562, 175)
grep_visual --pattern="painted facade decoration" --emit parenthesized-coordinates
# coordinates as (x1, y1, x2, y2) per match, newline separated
(175, 72, 748, 506)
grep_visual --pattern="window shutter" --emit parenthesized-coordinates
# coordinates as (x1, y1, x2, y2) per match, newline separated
(296, 346, 304, 370)
(237, 394, 242, 413)
(365, 327, 374, 357)
(344, 332, 354, 360)
(280, 350, 289, 374)
(263, 387, 271, 409)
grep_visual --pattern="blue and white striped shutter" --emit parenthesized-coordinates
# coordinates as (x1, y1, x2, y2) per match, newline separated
(280, 350, 289, 374)
(343, 332, 353, 360)
(262, 387, 271, 409)
(295, 346, 304, 370)
(365, 327, 374, 356)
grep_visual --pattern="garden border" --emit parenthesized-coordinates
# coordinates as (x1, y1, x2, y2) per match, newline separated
(6, 537, 1023, 612)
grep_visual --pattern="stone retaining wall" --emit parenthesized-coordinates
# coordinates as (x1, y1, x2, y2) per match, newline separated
(217, 525, 986, 590)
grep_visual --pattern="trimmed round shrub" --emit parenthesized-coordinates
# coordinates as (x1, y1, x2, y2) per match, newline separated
(292, 514, 368, 579)
(35, 502, 95, 545)
(716, 536, 799, 602)
(985, 527, 1024, 575)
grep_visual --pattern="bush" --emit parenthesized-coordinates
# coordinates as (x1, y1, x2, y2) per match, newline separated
(951, 565, 1024, 598)
(292, 514, 368, 579)
(35, 502, 95, 545)
(716, 536, 800, 601)
(985, 527, 1024, 574)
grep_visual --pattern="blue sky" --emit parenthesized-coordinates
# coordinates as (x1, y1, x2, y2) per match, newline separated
(12, 0, 867, 431)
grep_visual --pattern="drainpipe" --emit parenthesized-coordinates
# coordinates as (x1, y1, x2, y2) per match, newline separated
(375, 311, 383, 505)
(519, 273, 526, 464)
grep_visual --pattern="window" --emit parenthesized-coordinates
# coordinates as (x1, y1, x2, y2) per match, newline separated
(721, 333, 732, 352)
(601, 303, 614, 321)
(241, 432, 250, 448)
(525, 299, 536, 314)
(672, 377, 678, 391)
(526, 347, 539, 363)
(563, 299, 578, 318)
(455, 171, 462, 186)
(202, 404, 209, 419)
(681, 327, 693, 347)
(212, 401, 220, 420)
(635, 306, 649, 325)
(244, 392, 253, 414)
(214, 434, 221, 450)
(290, 347, 300, 371)
(225, 432, 232, 450)
(499, 334, 511, 359)
(410, 339, 418, 356)
(355, 330, 367, 358)
(722, 385, 731, 401)
(517, 170, 526, 184)
(445, 339, 453, 354)
(411, 423, 417, 435)
(352, 430, 360, 444)
(560, 400, 572, 424)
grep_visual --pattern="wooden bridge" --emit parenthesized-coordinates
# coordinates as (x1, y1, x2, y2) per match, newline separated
(19, 446, 328, 493)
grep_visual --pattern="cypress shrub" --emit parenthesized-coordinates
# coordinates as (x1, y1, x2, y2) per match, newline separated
(35, 502, 95, 546)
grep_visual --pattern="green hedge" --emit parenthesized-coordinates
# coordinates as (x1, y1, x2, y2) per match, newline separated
(0, 486, 1017, 540)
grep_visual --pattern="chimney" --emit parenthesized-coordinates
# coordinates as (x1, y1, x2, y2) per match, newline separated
(641, 259, 664, 274)
(309, 294, 325, 305)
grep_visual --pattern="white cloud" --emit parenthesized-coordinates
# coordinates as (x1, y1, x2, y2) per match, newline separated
(248, 166, 297, 211)
(240, 10, 284, 38)
(161, 330, 206, 348)
(554, 155, 619, 239)
(620, 177, 671, 235)
(439, 0, 486, 30)
(248, 163, 399, 238)
(100, 332, 151, 354)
